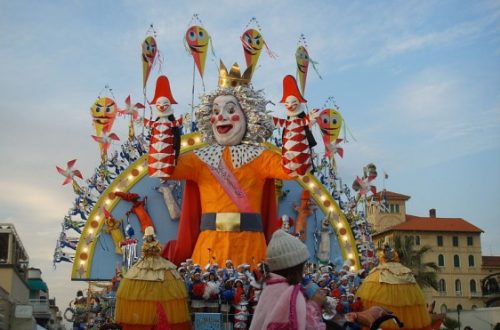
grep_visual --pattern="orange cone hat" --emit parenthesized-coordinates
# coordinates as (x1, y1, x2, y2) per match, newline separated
(151, 75, 177, 104)
(280, 75, 306, 103)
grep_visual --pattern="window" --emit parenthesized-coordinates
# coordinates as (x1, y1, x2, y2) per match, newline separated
(0, 233, 8, 263)
(452, 236, 459, 247)
(395, 204, 400, 213)
(467, 236, 473, 246)
(438, 254, 445, 267)
(468, 255, 475, 267)
(439, 279, 446, 293)
(390, 204, 395, 213)
(470, 280, 477, 294)
(440, 304, 448, 314)
(455, 279, 462, 295)
(437, 235, 443, 246)
(415, 235, 420, 245)
(454, 255, 460, 268)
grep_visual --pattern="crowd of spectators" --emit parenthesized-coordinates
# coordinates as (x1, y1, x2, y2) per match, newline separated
(177, 258, 368, 328)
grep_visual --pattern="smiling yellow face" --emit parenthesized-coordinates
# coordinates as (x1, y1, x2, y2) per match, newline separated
(317, 108, 342, 142)
(142, 36, 157, 63)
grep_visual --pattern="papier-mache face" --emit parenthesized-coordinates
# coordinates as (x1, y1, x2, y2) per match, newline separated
(210, 95, 246, 146)
(91, 97, 118, 126)
(318, 108, 342, 141)
(285, 95, 303, 117)
(142, 36, 157, 63)
(155, 96, 172, 116)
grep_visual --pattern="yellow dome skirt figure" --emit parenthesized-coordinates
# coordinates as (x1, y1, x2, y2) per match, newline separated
(115, 226, 191, 330)
(355, 245, 431, 330)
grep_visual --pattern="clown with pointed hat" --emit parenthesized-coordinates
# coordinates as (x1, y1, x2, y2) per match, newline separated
(146, 75, 183, 178)
(272, 75, 319, 177)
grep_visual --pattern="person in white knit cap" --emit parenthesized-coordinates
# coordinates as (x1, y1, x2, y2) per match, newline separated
(250, 229, 326, 330)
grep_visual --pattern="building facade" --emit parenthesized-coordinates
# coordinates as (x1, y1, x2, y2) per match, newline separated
(367, 191, 498, 313)
(0, 223, 65, 330)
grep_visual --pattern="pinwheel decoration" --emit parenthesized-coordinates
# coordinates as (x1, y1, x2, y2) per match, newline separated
(119, 95, 144, 139)
(56, 159, 83, 185)
(92, 130, 120, 162)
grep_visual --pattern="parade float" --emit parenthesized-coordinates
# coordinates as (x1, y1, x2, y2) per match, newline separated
(51, 17, 404, 329)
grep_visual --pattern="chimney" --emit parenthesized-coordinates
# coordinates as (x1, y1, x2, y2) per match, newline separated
(429, 208, 436, 218)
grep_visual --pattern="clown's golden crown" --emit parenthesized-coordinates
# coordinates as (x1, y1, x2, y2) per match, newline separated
(218, 60, 253, 88)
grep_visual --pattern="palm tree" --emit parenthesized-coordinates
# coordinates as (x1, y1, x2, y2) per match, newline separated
(393, 235, 439, 290)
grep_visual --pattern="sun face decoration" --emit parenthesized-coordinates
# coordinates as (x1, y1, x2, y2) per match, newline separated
(90, 97, 118, 136)
(210, 95, 247, 146)
(296, 46, 309, 74)
(296, 46, 310, 94)
(141, 36, 158, 88)
(317, 108, 342, 142)
(142, 36, 157, 64)
(185, 26, 210, 78)
(241, 28, 264, 68)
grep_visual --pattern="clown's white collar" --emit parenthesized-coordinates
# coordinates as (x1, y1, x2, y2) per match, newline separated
(194, 144, 265, 169)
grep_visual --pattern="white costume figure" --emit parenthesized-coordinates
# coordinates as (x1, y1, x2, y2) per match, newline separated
(272, 75, 318, 176)
(317, 216, 333, 263)
(147, 75, 182, 178)
(280, 214, 294, 233)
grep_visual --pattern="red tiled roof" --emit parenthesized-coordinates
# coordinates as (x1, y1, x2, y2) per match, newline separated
(383, 214, 483, 233)
(371, 191, 411, 201)
(482, 256, 500, 268)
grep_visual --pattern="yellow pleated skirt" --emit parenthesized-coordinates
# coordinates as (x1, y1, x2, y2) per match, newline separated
(356, 265, 431, 330)
(116, 270, 191, 330)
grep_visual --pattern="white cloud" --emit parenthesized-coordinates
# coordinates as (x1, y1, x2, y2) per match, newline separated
(0, 180, 69, 223)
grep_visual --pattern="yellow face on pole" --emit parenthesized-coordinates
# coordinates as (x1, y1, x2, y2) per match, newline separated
(141, 36, 157, 88)
(241, 28, 264, 70)
(90, 97, 118, 137)
(317, 108, 342, 144)
(185, 25, 210, 78)
(295, 46, 309, 94)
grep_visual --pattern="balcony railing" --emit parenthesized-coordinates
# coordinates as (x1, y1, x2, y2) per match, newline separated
(28, 299, 50, 318)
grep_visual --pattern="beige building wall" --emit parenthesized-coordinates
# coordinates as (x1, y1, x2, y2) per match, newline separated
(366, 200, 407, 233)
(0, 268, 29, 304)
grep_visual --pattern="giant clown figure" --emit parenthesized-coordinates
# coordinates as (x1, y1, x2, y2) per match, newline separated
(160, 61, 304, 267)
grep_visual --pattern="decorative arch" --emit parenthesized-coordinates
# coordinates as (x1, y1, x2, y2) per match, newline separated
(72, 133, 360, 279)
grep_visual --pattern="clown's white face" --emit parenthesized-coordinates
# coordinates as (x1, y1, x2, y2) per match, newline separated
(285, 95, 303, 117)
(210, 95, 246, 145)
(155, 96, 172, 116)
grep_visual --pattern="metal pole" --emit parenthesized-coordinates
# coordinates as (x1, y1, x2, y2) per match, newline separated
(191, 60, 196, 129)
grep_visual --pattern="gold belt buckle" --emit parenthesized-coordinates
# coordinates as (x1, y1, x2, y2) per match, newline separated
(215, 213, 241, 232)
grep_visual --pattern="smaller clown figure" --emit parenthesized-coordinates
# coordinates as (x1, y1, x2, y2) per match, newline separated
(147, 75, 182, 178)
(115, 226, 191, 330)
(272, 75, 318, 177)
(279, 214, 294, 234)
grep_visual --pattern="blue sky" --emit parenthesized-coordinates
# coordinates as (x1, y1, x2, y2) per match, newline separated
(1, 0, 499, 316)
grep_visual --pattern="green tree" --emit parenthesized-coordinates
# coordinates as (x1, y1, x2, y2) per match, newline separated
(393, 235, 439, 290)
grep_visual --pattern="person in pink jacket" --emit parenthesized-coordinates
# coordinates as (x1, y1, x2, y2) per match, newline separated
(250, 229, 326, 330)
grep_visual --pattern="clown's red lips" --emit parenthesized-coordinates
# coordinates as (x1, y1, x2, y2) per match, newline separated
(216, 124, 233, 134)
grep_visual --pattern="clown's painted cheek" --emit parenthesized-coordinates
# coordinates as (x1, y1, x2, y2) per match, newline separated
(230, 114, 240, 122)
(210, 116, 216, 124)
